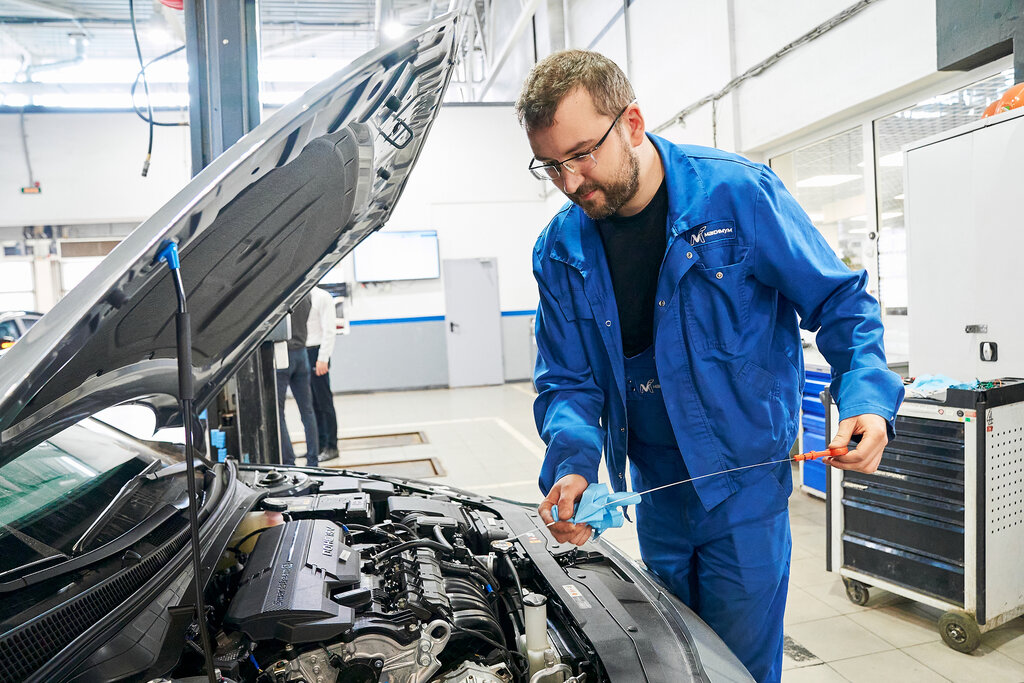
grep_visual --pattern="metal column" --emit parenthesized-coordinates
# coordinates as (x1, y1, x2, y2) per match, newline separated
(183, 0, 282, 465)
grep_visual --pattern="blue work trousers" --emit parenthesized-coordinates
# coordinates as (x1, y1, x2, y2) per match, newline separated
(277, 347, 319, 467)
(625, 347, 790, 683)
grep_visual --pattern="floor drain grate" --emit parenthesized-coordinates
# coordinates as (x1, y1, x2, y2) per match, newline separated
(339, 432, 426, 450)
(322, 457, 446, 479)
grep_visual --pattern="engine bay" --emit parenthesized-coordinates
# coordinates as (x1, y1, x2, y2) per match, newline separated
(170, 469, 595, 683)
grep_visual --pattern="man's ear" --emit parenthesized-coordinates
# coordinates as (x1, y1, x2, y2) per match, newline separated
(624, 103, 646, 147)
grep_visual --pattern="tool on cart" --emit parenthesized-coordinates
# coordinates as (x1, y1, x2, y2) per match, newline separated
(511, 446, 850, 541)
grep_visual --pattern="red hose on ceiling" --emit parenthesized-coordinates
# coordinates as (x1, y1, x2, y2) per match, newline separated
(159, 0, 184, 9)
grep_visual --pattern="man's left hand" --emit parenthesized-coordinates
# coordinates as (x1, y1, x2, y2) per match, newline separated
(315, 361, 329, 376)
(824, 413, 889, 473)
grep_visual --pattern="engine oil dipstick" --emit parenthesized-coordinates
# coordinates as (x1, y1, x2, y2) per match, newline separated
(508, 447, 850, 541)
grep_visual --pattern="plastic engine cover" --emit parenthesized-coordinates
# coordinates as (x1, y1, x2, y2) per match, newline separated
(224, 519, 360, 643)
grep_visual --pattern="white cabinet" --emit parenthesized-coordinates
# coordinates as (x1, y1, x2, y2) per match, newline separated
(905, 108, 1024, 379)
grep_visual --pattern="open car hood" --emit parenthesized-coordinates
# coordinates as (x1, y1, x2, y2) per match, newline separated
(0, 12, 461, 464)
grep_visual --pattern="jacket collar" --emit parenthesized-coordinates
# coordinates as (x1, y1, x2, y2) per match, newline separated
(548, 133, 712, 273)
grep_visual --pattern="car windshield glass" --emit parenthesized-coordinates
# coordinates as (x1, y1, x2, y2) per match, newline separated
(0, 422, 155, 574)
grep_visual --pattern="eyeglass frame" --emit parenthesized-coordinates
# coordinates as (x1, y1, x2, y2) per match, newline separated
(528, 100, 636, 181)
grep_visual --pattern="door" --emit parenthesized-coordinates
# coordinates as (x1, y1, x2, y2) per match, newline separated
(444, 258, 504, 387)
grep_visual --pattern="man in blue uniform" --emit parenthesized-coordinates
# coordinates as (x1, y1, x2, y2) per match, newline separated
(516, 50, 904, 682)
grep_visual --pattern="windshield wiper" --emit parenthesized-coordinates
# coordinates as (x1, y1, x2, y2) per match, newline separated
(72, 459, 163, 554)
(0, 461, 194, 594)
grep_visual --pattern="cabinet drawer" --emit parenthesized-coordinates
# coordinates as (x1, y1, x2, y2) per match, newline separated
(843, 480, 964, 525)
(843, 499, 964, 563)
(843, 534, 964, 605)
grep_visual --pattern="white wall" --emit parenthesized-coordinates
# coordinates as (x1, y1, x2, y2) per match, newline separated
(334, 104, 553, 322)
(0, 111, 191, 227)
(561, 0, 944, 157)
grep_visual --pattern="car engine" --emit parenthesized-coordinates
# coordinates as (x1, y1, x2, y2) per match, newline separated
(167, 471, 591, 683)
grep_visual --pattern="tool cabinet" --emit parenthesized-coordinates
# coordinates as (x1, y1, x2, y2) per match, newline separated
(825, 379, 1024, 652)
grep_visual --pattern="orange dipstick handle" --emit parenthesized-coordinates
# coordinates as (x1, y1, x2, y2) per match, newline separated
(792, 446, 849, 462)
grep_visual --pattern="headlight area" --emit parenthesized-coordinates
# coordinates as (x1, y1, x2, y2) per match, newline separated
(164, 472, 597, 683)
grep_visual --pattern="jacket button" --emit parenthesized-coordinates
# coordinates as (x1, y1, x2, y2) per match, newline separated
(618, 473, 624, 479)
(605, 320, 612, 327)
(620, 427, 625, 432)
(716, 271, 724, 279)
(658, 300, 666, 307)
(686, 251, 693, 259)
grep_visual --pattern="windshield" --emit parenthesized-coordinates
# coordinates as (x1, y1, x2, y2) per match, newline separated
(0, 420, 159, 574)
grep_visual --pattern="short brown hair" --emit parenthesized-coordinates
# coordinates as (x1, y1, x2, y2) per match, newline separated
(515, 50, 635, 131)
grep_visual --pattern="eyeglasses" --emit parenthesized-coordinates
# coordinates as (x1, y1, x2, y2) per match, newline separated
(528, 100, 635, 181)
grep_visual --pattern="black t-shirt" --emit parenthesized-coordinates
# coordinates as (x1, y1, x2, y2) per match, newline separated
(596, 179, 669, 358)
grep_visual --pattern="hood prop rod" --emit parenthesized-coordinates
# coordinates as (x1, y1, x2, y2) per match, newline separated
(157, 241, 218, 683)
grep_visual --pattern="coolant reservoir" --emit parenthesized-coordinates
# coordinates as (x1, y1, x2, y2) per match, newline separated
(216, 510, 284, 569)
(519, 592, 564, 682)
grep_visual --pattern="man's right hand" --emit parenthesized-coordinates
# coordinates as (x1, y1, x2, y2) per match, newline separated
(538, 474, 593, 546)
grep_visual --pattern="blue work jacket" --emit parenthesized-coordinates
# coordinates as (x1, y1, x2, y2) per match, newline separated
(532, 134, 905, 510)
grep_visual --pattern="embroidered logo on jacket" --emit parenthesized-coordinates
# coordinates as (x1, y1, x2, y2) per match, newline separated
(638, 380, 661, 394)
(690, 225, 735, 245)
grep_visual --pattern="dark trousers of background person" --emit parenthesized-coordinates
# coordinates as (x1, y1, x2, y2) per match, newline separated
(306, 346, 338, 457)
(276, 347, 319, 466)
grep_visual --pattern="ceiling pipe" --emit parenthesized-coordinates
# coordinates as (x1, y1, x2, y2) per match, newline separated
(476, 0, 542, 100)
(23, 32, 88, 81)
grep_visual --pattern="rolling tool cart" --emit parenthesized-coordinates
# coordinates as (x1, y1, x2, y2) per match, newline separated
(825, 379, 1024, 653)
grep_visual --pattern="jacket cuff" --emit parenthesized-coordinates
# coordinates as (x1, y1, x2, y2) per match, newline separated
(837, 402, 898, 441)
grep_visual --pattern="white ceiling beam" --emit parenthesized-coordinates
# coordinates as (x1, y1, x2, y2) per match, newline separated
(476, 0, 542, 100)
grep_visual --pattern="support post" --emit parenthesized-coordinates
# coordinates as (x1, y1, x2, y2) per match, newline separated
(183, 0, 282, 464)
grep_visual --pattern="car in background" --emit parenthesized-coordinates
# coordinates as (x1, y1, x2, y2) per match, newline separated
(0, 310, 42, 354)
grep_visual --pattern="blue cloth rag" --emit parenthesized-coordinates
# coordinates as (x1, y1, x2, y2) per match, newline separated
(551, 483, 642, 538)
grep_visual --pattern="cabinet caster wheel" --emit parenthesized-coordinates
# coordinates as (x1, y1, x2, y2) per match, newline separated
(939, 610, 981, 653)
(843, 578, 870, 606)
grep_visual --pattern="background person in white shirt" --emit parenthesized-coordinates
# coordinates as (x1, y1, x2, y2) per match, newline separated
(306, 285, 339, 461)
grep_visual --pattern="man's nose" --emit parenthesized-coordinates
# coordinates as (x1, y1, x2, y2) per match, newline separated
(561, 171, 584, 194)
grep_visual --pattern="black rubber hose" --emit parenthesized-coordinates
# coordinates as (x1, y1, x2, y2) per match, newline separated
(501, 553, 525, 603)
(372, 539, 452, 563)
(433, 525, 454, 551)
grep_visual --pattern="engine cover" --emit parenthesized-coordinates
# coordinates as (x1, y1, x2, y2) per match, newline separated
(224, 519, 360, 643)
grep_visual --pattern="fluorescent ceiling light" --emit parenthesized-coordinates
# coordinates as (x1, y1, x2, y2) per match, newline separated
(893, 193, 904, 200)
(848, 215, 867, 222)
(796, 174, 860, 188)
(880, 211, 904, 220)
(807, 212, 825, 222)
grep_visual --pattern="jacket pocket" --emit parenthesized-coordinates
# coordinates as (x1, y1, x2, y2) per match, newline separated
(683, 259, 750, 351)
(693, 242, 747, 269)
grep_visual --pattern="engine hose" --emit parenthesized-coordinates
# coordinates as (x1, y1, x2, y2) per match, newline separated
(372, 539, 453, 563)
(469, 554, 500, 591)
(501, 553, 525, 604)
(433, 524, 454, 551)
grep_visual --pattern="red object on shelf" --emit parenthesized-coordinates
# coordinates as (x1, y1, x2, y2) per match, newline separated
(159, 0, 184, 10)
